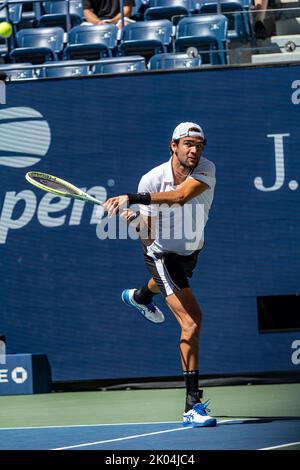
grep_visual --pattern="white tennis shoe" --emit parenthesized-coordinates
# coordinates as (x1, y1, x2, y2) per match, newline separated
(121, 289, 165, 324)
(182, 402, 217, 427)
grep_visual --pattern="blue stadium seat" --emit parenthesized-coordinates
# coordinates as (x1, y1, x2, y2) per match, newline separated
(119, 20, 173, 59)
(131, 0, 150, 21)
(198, 0, 251, 40)
(0, 2, 22, 50)
(39, 1, 84, 30)
(0, 41, 8, 58)
(92, 56, 146, 74)
(40, 59, 89, 77)
(10, 27, 65, 64)
(175, 14, 228, 65)
(0, 29, 9, 58)
(64, 24, 118, 60)
(21, 2, 42, 24)
(144, 0, 193, 22)
(0, 3, 22, 25)
(148, 52, 201, 69)
(0, 63, 35, 80)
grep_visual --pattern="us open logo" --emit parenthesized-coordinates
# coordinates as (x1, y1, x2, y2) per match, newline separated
(0, 106, 51, 168)
(0, 107, 107, 244)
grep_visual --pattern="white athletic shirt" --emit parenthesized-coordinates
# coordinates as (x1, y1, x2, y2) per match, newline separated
(138, 156, 216, 257)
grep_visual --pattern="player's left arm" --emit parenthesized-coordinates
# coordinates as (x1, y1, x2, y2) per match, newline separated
(149, 162, 216, 206)
(103, 163, 215, 216)
(150, 178, 209, 205)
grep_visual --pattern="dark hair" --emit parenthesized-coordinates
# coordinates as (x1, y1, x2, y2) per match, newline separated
(188, 127, 202, 133)
(169, 139, 179, 156)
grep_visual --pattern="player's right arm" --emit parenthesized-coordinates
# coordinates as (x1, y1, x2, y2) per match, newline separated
(139, 213, 156, 246)
(119, 174, 157, 244)
(120, 210, 156, 246)
(137, 176, 157, 245)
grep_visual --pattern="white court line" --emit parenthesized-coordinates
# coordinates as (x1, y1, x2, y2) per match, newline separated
(0, 418, 241, 432)
(0, 419, 268, 450)
(51, 419, 247, 451)
(52, 427, 190, 450)
(1, 419, 297, 450)
(0, 421, 179, 431)
(259, 441, 300, 450)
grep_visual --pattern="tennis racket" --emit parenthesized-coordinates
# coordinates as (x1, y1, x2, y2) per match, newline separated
(25, 171, 104, 206)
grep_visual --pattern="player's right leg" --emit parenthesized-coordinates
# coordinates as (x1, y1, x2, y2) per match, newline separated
(166, 288, 216, 427)
(140, 249, 216, 427)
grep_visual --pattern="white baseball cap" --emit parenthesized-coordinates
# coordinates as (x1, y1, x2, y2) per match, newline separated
(172, 122, 205, 140)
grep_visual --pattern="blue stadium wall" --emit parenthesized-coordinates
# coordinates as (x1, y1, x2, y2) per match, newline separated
(1, 64, 299, 381)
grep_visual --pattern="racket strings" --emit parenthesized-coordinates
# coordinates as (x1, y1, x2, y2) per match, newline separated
(31, 176, 79, 195)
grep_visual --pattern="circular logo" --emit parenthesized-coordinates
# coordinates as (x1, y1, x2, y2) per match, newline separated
(11, 367, 28, 384)
(0, 107, 51, 168)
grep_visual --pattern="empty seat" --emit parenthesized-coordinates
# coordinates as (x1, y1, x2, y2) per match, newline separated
(198, 0, 251, 40)
(10, 27, 65, 64)
(64, 24, 118, 60)
(39, 1, 84, 30)
(119, 20, 173, 58)
(144, 0, 193, 22)
(131, 0, 150, 21)
(0, 2, 22, 50)
(148, 51, 201, 69)
(0, 3, 23, 26)
(175, 14, 228, 64)
(40, 59, 89, 77)
(0, 41, 8, 58)
(0, 33, 8, 59)
(21, 2, 42, 25)
(92, 56, 146, 74)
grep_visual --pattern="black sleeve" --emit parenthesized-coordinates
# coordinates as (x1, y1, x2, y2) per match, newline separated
(124, 0, 136, 6)
(82, 0, 93, 10)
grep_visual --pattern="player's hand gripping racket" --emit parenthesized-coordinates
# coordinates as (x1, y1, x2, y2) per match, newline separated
(25, 171, 104, 206)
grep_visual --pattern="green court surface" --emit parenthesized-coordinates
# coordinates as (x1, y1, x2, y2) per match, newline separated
(0, 383, 299, 429)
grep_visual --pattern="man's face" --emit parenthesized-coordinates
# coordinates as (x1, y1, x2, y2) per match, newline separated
(171, 136, 205, 169)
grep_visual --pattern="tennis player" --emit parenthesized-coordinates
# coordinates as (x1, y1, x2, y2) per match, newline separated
(103, 122, 216, 427)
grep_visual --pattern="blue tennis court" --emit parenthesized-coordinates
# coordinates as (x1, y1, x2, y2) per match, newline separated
(0, 418, 300, 450)
(0, 384, 299, 451)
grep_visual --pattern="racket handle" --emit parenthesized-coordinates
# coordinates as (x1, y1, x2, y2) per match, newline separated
(128, 211, 140, 222)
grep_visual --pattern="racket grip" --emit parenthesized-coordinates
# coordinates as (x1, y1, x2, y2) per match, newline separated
(128, 211, 140, 232)
(128, 211, 140, 222)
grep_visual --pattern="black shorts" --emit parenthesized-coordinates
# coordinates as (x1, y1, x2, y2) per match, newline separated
(143, 248, 200, 298)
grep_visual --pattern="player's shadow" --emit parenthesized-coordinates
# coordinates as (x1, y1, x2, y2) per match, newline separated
(218, 417, 300, 425)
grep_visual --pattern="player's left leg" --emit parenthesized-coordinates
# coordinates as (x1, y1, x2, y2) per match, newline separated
(122, 278, 165, 324)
